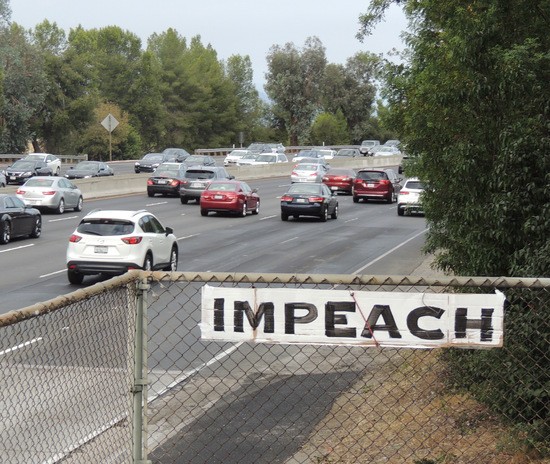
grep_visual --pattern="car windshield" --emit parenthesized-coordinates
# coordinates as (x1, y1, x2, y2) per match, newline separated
(186, 170, 215, 179)
(25, 178, 55, 187)
(376, 147, 394, 152)
(295, 150, 312, 157)
(143, 154, 164, 161)
(295, 164, 317, 171)
(11, 161, 35, 169)
(337, 150, 355, 156)
(357, 171, 386, 181)
(24, 155, 45, 161)
(241, 154, 258, 160)
(406, 181, 424, 190)
(207, 182, 237, 191)
(288, 184, 322, 195)
(75, 163, 98, 171)
(77, 219, 135, 236)
(154, 166, 180, 177)
(256, 154, 276, 163)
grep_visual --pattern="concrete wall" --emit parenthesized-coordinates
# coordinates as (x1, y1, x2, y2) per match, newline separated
(2, 156, 402, 200)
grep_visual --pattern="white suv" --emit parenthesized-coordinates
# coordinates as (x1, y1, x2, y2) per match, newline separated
(66, 210, 178, 284)
(397, 178, 425, 216)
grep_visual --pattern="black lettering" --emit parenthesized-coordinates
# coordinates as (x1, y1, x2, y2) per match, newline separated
(214, 298, 224, 332)
(285, 303, 318, 334)
(361, 304, 402, 339)
(455, 307, 495, 341)
(233, 301, 275, 333)
(407, 306, 445, 340)
(325, 301, 356, 338)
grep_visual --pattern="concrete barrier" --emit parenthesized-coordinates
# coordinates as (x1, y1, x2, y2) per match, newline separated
(1, 156, 402, 200)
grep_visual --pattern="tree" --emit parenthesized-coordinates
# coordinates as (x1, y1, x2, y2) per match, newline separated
(265, 37, 327, 145)
(309, 110, 348, 146)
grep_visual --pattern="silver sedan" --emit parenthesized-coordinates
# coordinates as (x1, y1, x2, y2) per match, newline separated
(16, 176, 83, 213)
(290, 163, 326, 183)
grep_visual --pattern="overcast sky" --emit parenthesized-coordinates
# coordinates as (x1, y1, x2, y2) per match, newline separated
(10, 0, 408, 90)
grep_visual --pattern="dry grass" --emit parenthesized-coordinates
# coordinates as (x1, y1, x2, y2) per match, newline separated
(295, 350, 549, 464)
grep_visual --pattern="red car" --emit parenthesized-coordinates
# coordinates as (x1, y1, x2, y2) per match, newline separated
(200, 180, 260, 217)
(322, 168, 356, 195)
(352, 168, 402, 203)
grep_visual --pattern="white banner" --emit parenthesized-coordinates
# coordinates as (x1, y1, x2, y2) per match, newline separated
(200, 286, 505, 349)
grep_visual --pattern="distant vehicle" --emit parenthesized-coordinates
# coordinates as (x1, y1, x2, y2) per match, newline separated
(251, 153, 288, 165)
(397, 177, 425, 216)
(372, 145, 402, 156)
(290, 163, 326, 183)
(23, 153, 62, 176)
(0, 194, 42, 244)
(292, 157, 330, 171)
(385, 140, 401, 147)
(5, 159, 53, 184)
(359, 140, 380, 156)
(162, 147, 192, 162)
(147, 163, 188, 197)
(236, 153, 259, 166)
(135, 153, 173, 173)
(353, 168, 402, 203)
(280, 182, 338, 222)
(200, 180, 260, 217)
(182, 155, 217, 167)
(179, 166, 234, 204)
(224, 149, 249, 166)
(398, 155, 409, 174)
(335, 148, 361, 158)
(0, 172, 6, 188)
(246, 142, 285, 155)
(322, 168, 357, 195)
(66, 209, 178, 284)
(66, 161, 114, 179)
(312, 147, 336, 160)
(16, 176, 83, 213)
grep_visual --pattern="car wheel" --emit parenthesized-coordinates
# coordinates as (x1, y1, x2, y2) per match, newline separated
(147, 191, 154, 197)
(56, 198, 65, 214)
(55, 166, 60, 176)
(241, 202, 247, 217)
(281, 212, 288, 221)
(331, 203, 338, 220)
(67, 269, 84, 285)
(201, 209, 209, 217)
(252, 200, 260, 215)
(387, 189, 394, 204)
(143, 253, 153, 271)
(320, 206, 328, 222)
(75, 196, 83, 212)
(30, 216, 42, 238)
(0, 221, 11, 244)
(164, 246, 178, 271)
(353, 196, 359, 203)
(397, 206, 405, 216)
(180, 196, 188, 204)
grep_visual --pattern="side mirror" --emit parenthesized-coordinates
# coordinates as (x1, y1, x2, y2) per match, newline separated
(165, 227, 173, 236)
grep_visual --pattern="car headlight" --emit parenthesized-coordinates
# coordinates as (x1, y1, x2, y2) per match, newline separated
(135, 162, 140, 166)
(84, 175, 92, 178)
(23, 171, 32, 176)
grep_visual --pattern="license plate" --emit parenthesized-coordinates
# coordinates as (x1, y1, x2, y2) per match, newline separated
(296, 198, 307, 203)
(94, 246, 108, 254)
(367, 183, 375, 188)
(157, 179, 167, 184)
(10, 176, 16, 180)
(214, 194, 223, 200)
(331, 186, 338, 190)
(191, 182, 202, 188)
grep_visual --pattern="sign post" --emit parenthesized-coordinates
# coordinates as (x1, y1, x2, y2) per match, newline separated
(101, 113, 119, 161)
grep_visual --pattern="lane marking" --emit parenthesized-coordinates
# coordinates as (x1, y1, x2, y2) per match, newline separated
(353, 228, 428, 274)
(0, 337, 43, 356)
(345, 217, 359, 223)
(146, 201, 168, 206)
(0, 244, 34, 253)
(281, 236, 298, 244)
(48, 215, 78, 223)
(177, 234, 199, 241)
(40, 269, 65, 278)
(259, 215, 276, 220)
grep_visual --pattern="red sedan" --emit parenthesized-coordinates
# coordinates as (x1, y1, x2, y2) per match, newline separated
(200, 180, 260, 217)
(322, 168, 356, 195)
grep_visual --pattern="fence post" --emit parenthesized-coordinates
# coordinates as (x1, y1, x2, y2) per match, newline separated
(133, 277, 151, 464)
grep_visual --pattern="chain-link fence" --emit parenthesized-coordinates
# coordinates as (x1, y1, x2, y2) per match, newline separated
(1, 271, 548, 464)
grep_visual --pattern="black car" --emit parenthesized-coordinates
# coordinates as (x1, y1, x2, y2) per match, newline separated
(135, 153, 174, 173)
(5, 159, 53, 184)
(0, 194, 42, 244)
(179, 166, 234, 204)
(182, 155, 217, 167)
(65, 161, 114, 179)
(147, 163, 189, 197)
(280, 182, 338, 222)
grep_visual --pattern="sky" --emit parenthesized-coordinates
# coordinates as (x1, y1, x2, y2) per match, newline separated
(9, 0, 408, 91)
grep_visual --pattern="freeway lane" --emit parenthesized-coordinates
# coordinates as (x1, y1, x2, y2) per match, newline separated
(0, 175, 426, 314)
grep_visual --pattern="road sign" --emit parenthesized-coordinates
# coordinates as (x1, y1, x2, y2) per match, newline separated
(101, 114, 119, 133)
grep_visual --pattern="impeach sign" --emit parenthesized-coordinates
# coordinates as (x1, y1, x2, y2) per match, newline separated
(200, 286, 505, 349)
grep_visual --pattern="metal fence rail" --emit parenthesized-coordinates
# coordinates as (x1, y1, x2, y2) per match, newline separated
(1, 272, 548, 464)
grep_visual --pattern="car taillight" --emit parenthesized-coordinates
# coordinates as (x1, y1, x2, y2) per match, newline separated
(308, 172, 317, 176)
(170, 179, 179, 187)
(15, 189, 25, 194)
(380, 179, 390, 185)
(400, 190, 410, 195)
(322, 177, 328, 182)
(281, 195, 293, 202)
(147, 179, 154, 185)
(291, 171, 297, 176)
(69, 234, 82, 243)
(308, 196, 324, 203)
(42, 191, 56, 195)
(180, 180, 189, 186)
(121, 236, 143, 245)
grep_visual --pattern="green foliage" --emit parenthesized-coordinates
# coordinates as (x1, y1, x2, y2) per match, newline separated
(309, 111, 348, 145)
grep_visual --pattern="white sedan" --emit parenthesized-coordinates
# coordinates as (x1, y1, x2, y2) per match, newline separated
(23, 153, 62, 176)
(372, 146, 402, 156)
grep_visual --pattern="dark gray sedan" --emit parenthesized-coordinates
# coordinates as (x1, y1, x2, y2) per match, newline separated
(280, 182, 338, 222)
(0, 194, 42, 244)
(65, 161, 114, 179)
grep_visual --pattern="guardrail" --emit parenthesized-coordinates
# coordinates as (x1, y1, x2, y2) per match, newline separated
(0, 154, 88, 164)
